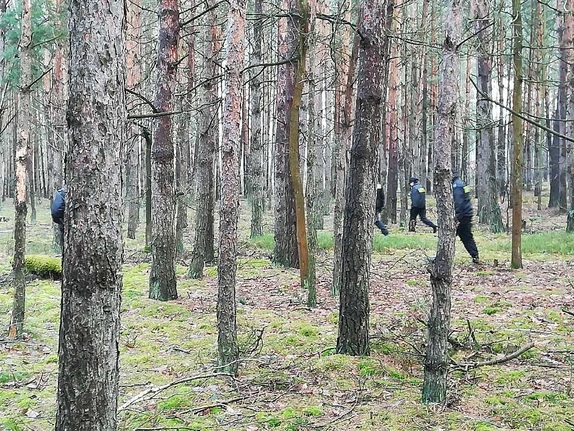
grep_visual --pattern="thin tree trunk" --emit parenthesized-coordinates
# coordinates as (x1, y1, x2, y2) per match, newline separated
(9, 0, 32, 339)
(422, 0, 460, 403)
(249, 0, 264, 238)
(337, 0, 392, 356)
(189, 1, 219, 278)
(273, 0, 299, 268)
(510, 0, 523, 269)
(126, 0, 142, 240)
(149, 0, 179, 301)
(56, 0, 125, 427)
(217, 0, 246, 375)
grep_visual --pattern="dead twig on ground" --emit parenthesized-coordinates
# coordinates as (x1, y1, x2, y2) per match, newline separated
(453, 343, 535, 371)
(119, 372, 236, 412)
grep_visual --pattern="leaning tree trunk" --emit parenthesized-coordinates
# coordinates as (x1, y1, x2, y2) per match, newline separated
(422, 0, 460, 403)
(273, 0, 299, 268)
(189, 1, 219, 278)
(217, 0, 247, 375)
(9, 0, 32, 339)
(55, 0, 125, 428)
(336, 0, 391, 356)
(510, 0, 523, 269)
(149, 0, 179, 301)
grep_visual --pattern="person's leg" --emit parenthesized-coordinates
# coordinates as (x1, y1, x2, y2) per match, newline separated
(457, 217, 479, 260)
(375, 213, 389, 235)
(419, 207, 437, 231)
(409, 207, 418, 232)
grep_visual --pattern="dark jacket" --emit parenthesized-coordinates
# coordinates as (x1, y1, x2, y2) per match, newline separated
(410, 182, 426, 208)
(376, 188, 385, 213)
(452, 177, 473, 219)
(51, 188, 66, 225)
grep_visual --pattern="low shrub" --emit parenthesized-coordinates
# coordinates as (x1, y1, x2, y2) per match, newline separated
(24, 255, 62, 279)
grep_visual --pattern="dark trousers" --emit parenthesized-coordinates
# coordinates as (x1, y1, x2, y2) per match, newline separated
(410, 207, 437, 228)
(374, 213, 389, 235)
(457, 216, 478, 259)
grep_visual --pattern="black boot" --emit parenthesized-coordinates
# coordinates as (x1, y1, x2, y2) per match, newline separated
(409, 219, 416, 232)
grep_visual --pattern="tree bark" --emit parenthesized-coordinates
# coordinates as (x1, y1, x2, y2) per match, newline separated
(337, 0, 392, 356)
(126, 0, 142, 240)
(149, 0, 179, 301)
(9, 0, 32, 339)
(56, 0, 125, 428)
(248, 0, 265, 238)
(217, 0, 247, 375)
(422, 0, 460, 403)
(510, 0, 524, 269)
(189, 1, 219, 278)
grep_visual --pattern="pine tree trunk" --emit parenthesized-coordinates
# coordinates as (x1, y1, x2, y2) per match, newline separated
(422, 0, 460, 403)
(510, 0, 524, 269)
(217, 0, 246, 375)
(332, 29, 358, 296)
(273, 0, 299, 269)
(56, 0, 125, 427)
(248, 0, 264, 238)
(126, 0, 142, 240)
(189, 1, 219, 278)
(337, 0, 391, 356)
(9, 0, 32, 339)
(149, 0, 179, 301)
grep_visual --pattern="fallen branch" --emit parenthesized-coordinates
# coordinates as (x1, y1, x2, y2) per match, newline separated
(561, 308, 574, 318)
(454, 343, 535, 371)
(119, 372, 235, 412)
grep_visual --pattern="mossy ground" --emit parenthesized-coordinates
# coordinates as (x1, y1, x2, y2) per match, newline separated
(0, 193, 573, 430)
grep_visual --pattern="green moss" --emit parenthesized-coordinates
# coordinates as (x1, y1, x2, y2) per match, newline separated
(23, 255, 61, 279)
(358, 358, 381, 377)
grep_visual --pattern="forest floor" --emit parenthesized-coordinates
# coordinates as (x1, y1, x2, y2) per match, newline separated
(0, 191, 573, 431)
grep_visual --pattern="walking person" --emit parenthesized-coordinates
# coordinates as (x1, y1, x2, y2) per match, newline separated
(452, 172, 480, 264)
(51, 186, 66, 249)
(375, 184, 389, 236)
(408, 177, 437, 233)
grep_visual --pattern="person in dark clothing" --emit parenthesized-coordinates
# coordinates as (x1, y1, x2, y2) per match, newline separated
(452, 173, 480, 264)
(51, 187, 66, 238)
(408, 177, 437, 233)
(374, 184, 389, 236)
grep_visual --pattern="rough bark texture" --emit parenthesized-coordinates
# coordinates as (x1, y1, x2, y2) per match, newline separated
(248, 0, 264, 238)
(510, 0, 523, 269)
(56, 0, 125, 428)
(563, 0, 574, 228)
(273, 0, 299, 269)
(9, 0, 32, 339)
(289, 0, 310, 287)
(126, 0, 142, 240)
(422, 0, 460, 403)
(332, 30, 358, 296)
(189, 1, 219, 278)
(337, 0, 391, 356)
(217, 0, 247, 375)
(149, 0, 179, 301)
(475, 0, 503, 233)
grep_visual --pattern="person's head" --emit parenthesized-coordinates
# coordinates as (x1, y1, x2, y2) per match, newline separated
(409, 177, 419, 186)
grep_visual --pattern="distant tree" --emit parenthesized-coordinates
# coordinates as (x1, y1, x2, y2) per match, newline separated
(149, 0, 179, 301)
(9, 0, 32, 339)
(510, 0, 524, 269)
(422, 0, 460, 403)
(217, 0, 247, 375)
(273, 0, 299, 269)
(189, 0, 220, 278)
(55, 0, 125, 428)
(248, 0, 265, 238)
(337, 0, 392, 356)
(474, 0, 504, 233)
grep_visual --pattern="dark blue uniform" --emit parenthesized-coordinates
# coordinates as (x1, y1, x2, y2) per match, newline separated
(374, 186, 389, 236)
(51, 188, 66, 237)
(453, 176, 479, 262)
(409, 177, 437, 233)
